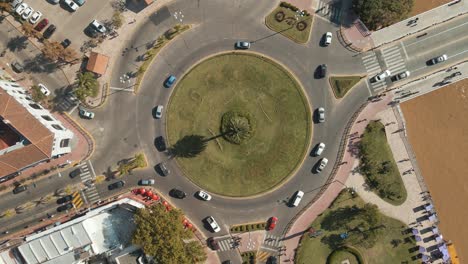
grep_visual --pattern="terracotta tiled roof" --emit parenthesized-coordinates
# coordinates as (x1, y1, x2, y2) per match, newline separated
(86, 52, 109, 75)
(0, 92, 53, 177)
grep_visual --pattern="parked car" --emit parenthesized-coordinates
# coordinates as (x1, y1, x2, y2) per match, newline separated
(164, 75, 176, 88)
(207, 237, 220, 250)
(235, 41, 250, 50)
(21, 6, 33, 20)
(56, 195, 73, 204)
(138, 179, 155, 186)
(10, 0, 23, 9)
(205, 216, 221, 232)
(170, 188, 187, 199)
(29, 11, 42, 24)
(90, 19, 106, 33)
(43, 24, 57, 39)
(157, 162, 170, 176)
(314, 142, 325, 156)
(11, 61, 24, 73)
(154, 105, 164, 119)
(12, 185, 27, 194)
(79, 107, 95, 119)
(391, 71, 410, 82)
(318, 64, 327, 78)
(61, 39, 71, 48)
(197, 190, 212, 201)
(63, 0, 79, 11)
(155, 136, 167, 151)
(69, 168, 82, 178)
(372, 70, 391, 82)
(38, 84, 51, 96)
(290, 190, 304, 207)
(267, 216, 278, 231)
(49, 0, 60, 4)
(34, 18, 49, 31)
(315, 158, 329, 173)
(430, 54, 448, 65)
(317, 107, 325, 123)
(15, 3, 28, 15)
(57, 203, 73, 212)
(108, 180, 125, 190)
(73, 0, 86, 6)
(324, 32, 332, 46)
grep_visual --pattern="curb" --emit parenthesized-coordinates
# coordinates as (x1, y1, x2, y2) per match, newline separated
(62, 112, 95, 161)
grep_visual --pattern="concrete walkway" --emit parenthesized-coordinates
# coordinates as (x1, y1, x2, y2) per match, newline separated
(371, 0, 468, 48)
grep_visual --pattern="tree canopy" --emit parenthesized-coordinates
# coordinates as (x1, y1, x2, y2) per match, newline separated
(132, 204, 207, 264)
(352, 0, 414, 30)
(75, 72, 99, 99)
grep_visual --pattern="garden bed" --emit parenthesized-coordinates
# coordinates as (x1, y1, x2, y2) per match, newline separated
(265, 2, 313, 44)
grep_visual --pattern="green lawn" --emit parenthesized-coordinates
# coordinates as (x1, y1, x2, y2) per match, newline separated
(265, 6, 313, 44)
(329, 76, 363, 99)
(296, 190, 418, 264)
(166, 53, 311, 197)
(359, 121, 407, 205)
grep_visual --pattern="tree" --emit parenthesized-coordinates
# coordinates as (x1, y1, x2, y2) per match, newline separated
(221, 111, 255, 144)
(42, 41, 63, 61)
(75, 72, 99, 99)
(169, 135, 208, 158)
(30, 85, 47, 102)
(21, 23, 39, 38)
(111, 11, 124, 29)
(352, 0, 413, 30)
(132, 204, 206, 264)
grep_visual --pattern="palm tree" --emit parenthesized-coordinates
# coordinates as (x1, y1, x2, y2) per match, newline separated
(169, 135, 207, 158)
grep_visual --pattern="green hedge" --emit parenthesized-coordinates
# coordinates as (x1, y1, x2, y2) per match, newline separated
(230, 222, 267, 233)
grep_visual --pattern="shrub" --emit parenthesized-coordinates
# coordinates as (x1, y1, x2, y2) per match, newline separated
(296, 21, 307, 31)
(275, 11, 285, 22)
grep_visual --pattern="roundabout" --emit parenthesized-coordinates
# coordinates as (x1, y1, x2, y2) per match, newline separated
(166, 53, 311, 197)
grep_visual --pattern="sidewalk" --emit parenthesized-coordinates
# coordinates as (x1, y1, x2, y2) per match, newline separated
(371, 0, 468, 49)
(280, 93, 393, 262)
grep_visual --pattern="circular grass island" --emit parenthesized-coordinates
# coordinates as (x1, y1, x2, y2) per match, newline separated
(166, 53, 311, 197)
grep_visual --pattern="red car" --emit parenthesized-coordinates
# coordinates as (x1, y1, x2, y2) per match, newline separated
(34, 18, 49, 32)
(267, 217, 278, 231)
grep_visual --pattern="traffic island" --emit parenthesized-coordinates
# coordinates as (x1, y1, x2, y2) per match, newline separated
(329, 76, 365, 99)
(265, 2, 314, 44)
(166, 53, 311, 197)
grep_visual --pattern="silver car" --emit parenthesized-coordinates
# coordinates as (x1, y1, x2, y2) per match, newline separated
(315, 158, 328, 173)
(317, 107, 325, 123)
(235, 41, 250, 50)
(314, 142, 326, 156)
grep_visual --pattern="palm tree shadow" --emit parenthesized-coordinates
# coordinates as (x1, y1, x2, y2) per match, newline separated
(168, 135, 208, 158)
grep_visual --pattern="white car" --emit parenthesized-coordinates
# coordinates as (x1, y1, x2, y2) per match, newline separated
(391, 71, 410, 82)
(373, 70, 391, 82)
(21, 6, 34, 20)
(79, 108, 95, 119)
(10, 0, 23, 8)
(38, 84, 50, 96)
(197, 190, 212, 201)
(63, 0, 79, 11)
(29, 11, 42, 24)
(430, 54, 448, 65)
(314, 142, 326, 156)
(315, 158, 329, 173)
(317, 107, 325, 123)
(91, 20, 107, 33)
(324, 32, 332, 46)
(155, 105, 163, 119)
(206, 216, 221, 232)
(291, 190, 304, 207)
(15, 3, 28, 15)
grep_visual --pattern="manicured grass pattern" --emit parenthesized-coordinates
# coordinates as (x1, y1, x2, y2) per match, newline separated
(230, 222, 267, 233)
(166, 53, 311, 197)
(265, 4, 313, 44)
(296, 190, 418, 264)
(327, 248, 361, 264)
(329, 76, 363, 99)
(359, 121, 407, 205)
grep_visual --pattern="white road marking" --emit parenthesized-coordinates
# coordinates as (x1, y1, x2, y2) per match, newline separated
(450, 49, 468, 58)
(365, 80, 372, 95)
(110, 87, 134, 92)
(400, 41, 409, 60)
(412, 66, 426, 72)
(68, 104, 79, 115)
(406, 20, 468, 47)
(87, 160, 97, 179)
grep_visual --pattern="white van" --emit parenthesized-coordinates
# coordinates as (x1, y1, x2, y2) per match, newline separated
(291, 190, 304, 207)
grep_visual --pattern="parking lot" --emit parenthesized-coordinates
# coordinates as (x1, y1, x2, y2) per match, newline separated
(18, 0, 115, 51)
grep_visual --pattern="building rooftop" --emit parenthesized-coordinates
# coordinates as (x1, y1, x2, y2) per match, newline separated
(86, 52, 110, 76)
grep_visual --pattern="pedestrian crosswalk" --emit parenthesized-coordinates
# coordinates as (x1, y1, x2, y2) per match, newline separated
(361, 52, 386, 92)
(56, 96, 79, 113)
(78, 161, 101, 205)
(263, 234, 282, 249)
(381, 45, 408, 77)
(316, 0, 342, 23)
(217, 237, 235, 252)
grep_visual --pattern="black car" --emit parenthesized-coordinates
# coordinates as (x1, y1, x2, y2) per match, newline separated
(207, 237, 220, 250)
(57, 203, 73, 212)
(155, 136, 167, 151)
(108, 180, 125, 190)
(267, 256, 278, 264)
(318, 64, 327, 78)
(61, 39, 71, 48)
(170, 188, 186, 199)
(56, 195, 73, 204)
(11, 61, 24, 73)
(157, 162, 170, 176)
(43, 24, 57, 39)
(12, 185, 27, 194)
(69, 168, 82, 179)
